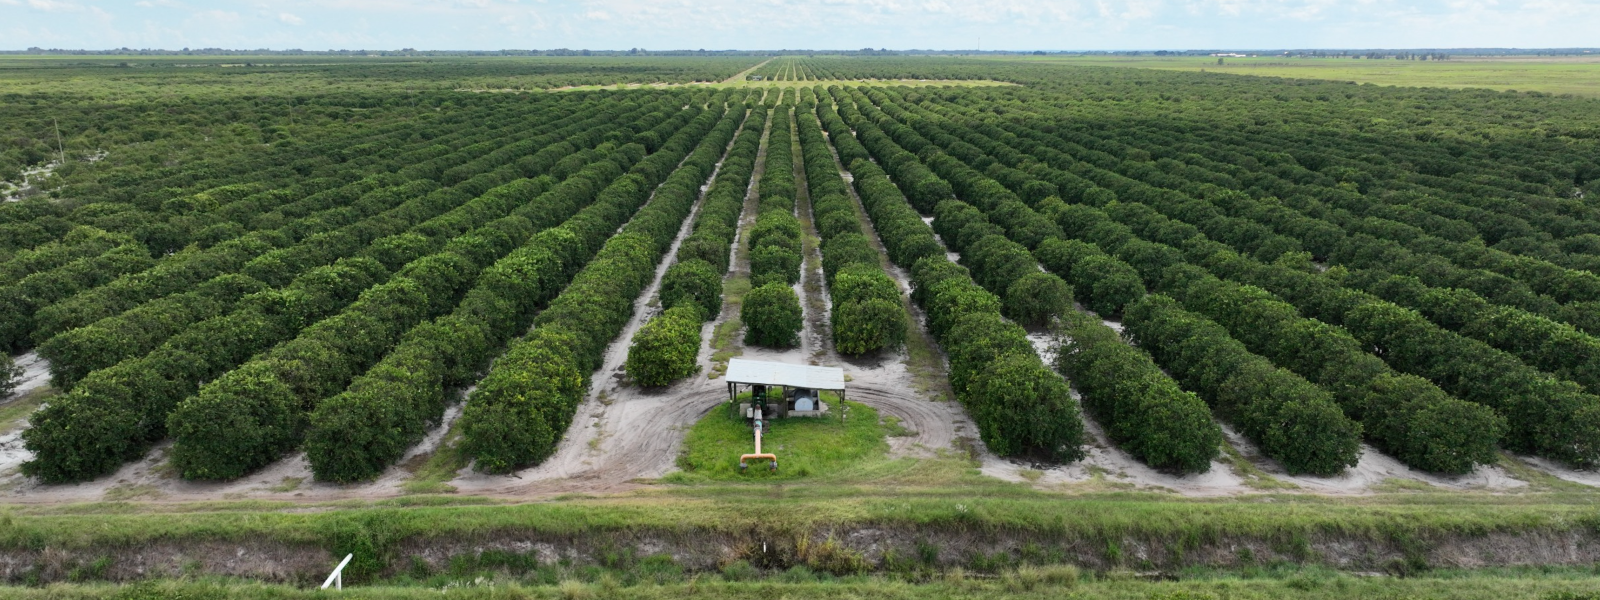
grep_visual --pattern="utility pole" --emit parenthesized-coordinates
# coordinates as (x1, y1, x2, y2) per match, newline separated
(53, 118, 66, 165)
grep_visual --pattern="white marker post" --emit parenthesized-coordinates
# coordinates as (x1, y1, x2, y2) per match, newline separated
(322, 553, 353, 591)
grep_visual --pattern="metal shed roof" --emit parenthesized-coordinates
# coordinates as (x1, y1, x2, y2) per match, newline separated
(724, 359, 846, 390)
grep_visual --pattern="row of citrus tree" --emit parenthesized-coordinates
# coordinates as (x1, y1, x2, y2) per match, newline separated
(864, 86, 1581, 472)
(20, 92, 701, 482)
(843, 86, 1366, 474)
(0, 99, 584, 353)
(794, 88, 906, 356)
(625, 98, 766, 386)
(923, 94, 1600, 470)
(457, 100, 750, 473)
(817, 90, 1087, 463)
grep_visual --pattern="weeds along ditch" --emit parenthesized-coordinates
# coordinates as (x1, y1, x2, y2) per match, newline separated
(2, 55, 1600, 594)
(0, 481, 1597, 586)
(6, 565, 1600, 599)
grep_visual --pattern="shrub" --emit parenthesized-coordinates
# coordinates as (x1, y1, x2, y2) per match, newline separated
(967, 351, 1085, 461)
(742, 282, 802, 347)
(820, 233, 878, 277)
(1058, 310, 1222, 473)
(1035, 238, 1146, 316)
(750, 245, 801, 286)
(831, 264, 900, 305)
(832, 298, 906, 355)
(816, 210, 860, 240)
(965, 233, 1037, 294)
(752, 232, 797, 251)
(458, 330, 586, 474)
(626, 304, 703, 386)
(658, 259, 723, 319)
(166, 360, 302, 480)
(1004, 272, 1072, 327)
(750, 211, 801, 247)
(923, 277, 1002, 340)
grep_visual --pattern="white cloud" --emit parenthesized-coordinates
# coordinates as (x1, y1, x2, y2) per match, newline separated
(190, 9, 241, 23)
(26, 0, 84, 12)
(279, 12, 304, 24)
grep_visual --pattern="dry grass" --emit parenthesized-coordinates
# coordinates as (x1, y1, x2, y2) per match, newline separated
(992, 54, 1600, 97)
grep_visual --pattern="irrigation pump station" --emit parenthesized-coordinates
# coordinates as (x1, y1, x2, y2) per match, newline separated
(722, 359, 847, 472)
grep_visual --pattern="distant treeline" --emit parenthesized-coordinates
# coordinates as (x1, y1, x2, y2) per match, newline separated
(8, 47, 1596, 58)
(2, 48, 901, 57)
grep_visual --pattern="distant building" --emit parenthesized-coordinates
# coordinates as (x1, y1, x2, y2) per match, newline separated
(1210, 53, 1249, 58)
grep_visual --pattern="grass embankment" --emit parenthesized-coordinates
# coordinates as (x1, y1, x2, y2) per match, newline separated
(2, 464, 1597, 559)
(0, 465, 1597, 591)
(9, 567, 1600, 599)
(992, 55, 1600, 97)
(670, 399, 886, 480)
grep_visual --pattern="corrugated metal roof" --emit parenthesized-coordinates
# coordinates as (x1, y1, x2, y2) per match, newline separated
(725, 358, 846, 390)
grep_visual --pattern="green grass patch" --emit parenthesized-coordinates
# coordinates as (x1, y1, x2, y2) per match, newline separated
(101, 484, 163, 502)
(668, 400, 887, 481)
(401, 416, 469, 494)
(881, 415, 915, 438)
(707, 275, 752, 379)
(1219, 443, 1298, 491)
(1373, 477, 1441, 493)
(1495, 453, 1592, 493)
(0, 386, 53, 436)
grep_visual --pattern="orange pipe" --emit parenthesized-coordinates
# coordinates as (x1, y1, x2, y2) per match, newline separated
(741, 424, 777, 465)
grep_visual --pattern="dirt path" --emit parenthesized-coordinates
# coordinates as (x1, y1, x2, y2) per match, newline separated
(816, 110, 970, 459)
(790, 108, 832, 366)
(714, 104, 771, 367)
(3, 352, 49, 400)
(723, 58, 774, 84)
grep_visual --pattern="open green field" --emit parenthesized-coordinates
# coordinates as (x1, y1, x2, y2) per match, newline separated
(988, 55, 1600, 97)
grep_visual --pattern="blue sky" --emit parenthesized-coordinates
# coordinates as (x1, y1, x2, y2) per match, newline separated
(3, 0, 1597, 51)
